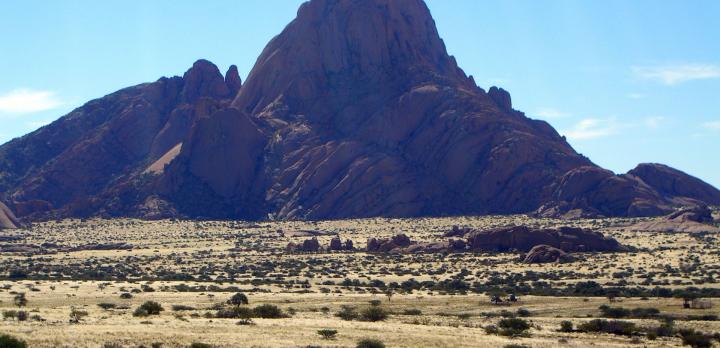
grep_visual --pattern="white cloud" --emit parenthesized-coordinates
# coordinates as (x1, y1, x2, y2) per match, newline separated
(562, 118, 622, 141)
(644, 116, 665, 129)
(534, 108, 569, 119)
(704, 121, 720, 131)
(0, 89, 63, 114)
(633, 64, 720, 85)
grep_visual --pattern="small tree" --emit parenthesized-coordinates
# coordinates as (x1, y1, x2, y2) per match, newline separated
(228, 293, 249, 307)
(385, 289, 394, 302)
(317, 329, 338, 340)
(488, 292, 504, 305)
(13, 293, 27, 308)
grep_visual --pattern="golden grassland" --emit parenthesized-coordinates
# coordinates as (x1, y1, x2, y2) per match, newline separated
(0, 215, 718, 347)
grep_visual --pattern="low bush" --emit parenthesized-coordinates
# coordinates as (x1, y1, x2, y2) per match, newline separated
(317, 329, 338, 340)
(356, 338, 385, 348)
(189, 343, 213, 348)
(252, 304, 285, 319)
(578, 319, 636, 336)
(402, 308, 422, 316)
(559, 320, 574, 332)
(172, 305, 196, 311)
(134, 301, 164, 317)
(679, 329, 714, 348)
(336, 306, 358, 321)
(0, 334, 27, 348)
(498, 318, 531, 337)
(360, 306, 388, 322)
(97, 303, 116, 310)
(216, 306, 253, 319)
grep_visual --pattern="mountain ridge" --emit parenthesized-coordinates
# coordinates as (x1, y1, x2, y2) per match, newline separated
(1, 0, 718, 224)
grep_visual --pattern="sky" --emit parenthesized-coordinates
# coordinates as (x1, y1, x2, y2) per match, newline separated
(1, 0, 719, 187)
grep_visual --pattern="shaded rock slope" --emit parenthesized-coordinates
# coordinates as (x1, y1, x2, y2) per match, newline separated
(0, 202, 19, 229)
(0, 0, 718, 222)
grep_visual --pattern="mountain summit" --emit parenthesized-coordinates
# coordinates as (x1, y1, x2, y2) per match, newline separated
(0, 0, 718, 221)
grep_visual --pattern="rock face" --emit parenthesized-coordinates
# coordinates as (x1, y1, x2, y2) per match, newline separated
(287, 237, 321, 252)
(628, 164, 720, 206)
(367, 234, 414, 253)
(464, 226, 628, 252)
(0, 202, 19, 229)
(523, 245, 575, 264)
(0, 0, 718, 221)
(629, 205, 720, 233)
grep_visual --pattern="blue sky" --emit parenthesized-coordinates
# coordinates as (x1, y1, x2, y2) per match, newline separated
(1, 0, 719, 187)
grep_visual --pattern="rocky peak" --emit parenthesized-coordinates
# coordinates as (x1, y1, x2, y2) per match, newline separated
(225, 65, 242, 96)
(488, 86, 512, 111)
(181, 59, 232, 103)
(628, 163, 720, 205)
(233, 0, 475, 116)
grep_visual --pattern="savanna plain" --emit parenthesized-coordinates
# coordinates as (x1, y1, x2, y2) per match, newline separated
(1, 214, 719, 348)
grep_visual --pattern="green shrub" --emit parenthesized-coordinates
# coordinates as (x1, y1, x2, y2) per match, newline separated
(216, 306, 253, 319)
(228, 293, 249, 306)
(559, 320, 573, 332)
(368, 300, 382, 306)
(336, 306, 358, 321)
(356, 338, 385, 348)
(189, 343, 213, 348)
(97, 303, 116, 310)
(516, 308, 531, 317)
(317, 329, 338, 340)
(252, 304, 285, 319)
(679, 329, 714, 348)
(360, 306, 388, 322)
(484, 325, 499, 335)
(0, 334, 27, 348)
(498, 318, 531, 337)
(134, 301, 164, 317)
(171, 305, 195, 311)
(402, 308, 422, 316)
(578, 319, 636, 336)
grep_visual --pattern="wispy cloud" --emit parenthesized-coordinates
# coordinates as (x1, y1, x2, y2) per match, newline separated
(0, 89, 63, 114)
(704, 121, 720, 131)
(562, 118, 622, 141)
(644, 116, 665, 129)
(534, 108, 569, 119)
(633, 64, 720, 85)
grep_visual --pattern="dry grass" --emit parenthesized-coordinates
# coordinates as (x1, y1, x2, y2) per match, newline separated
(0, 215, 718, 347)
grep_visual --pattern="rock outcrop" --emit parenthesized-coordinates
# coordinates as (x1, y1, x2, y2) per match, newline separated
(629, 205, 720, 233)
(0, 202, 19, 229)
(367, 234, 414, 253)
(523, 245, 575, 264)
(286, 237, 321, 252)
(0, 0, 718, 222)
(464, 226, 628, 252)
(628, 163, 720, 206)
